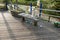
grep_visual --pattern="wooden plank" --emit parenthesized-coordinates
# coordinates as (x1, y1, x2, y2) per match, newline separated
(18, 13, 39, 21)
(49, 15, 60, 18)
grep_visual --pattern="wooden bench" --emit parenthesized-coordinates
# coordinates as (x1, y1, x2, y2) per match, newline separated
(18, 13, 39, 26)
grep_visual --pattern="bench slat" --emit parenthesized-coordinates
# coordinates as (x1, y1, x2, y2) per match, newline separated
(18, 13, 39, 21)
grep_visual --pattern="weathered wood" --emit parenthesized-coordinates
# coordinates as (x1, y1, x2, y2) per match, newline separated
(0, 11, 60, 40)
(48, 15, 60, 22)
(18, 13, 39, 26)
(49, 15, 60, 18)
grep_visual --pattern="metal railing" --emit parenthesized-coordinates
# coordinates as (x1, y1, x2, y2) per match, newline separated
(7, 4, 60, 22)
(38, 8, 60, 22)
(40, 9, 60, 12)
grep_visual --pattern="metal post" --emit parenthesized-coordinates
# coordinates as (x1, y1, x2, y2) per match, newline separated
(5, 0, 8, 10)
(30, 3, 32, 14)
(39, 3, 42, 16)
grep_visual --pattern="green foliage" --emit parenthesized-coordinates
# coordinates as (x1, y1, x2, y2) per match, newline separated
(11, 0, 37, 6)
(25, 0, 37, 1)
(0, 0, 59, 16)
(0, 0, 4, 3)
(41, 0, 60, 16)
(3, 0, 11, 4)
(54, 22, 60, 28)
(25, 0, 31, 1)
(54, 2, 60, 10)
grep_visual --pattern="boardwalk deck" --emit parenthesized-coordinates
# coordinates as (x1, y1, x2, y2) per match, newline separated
(0, 11, 60, 40)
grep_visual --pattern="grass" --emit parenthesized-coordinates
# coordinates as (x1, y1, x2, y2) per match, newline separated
(12, 0, 37, 6)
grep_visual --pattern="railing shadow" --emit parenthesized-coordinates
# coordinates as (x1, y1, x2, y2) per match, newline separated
(1, 12, 17, 40)
(14, 16, 60, 40)
(1, 11, 41, 40)
(14, 17, 43, 40)
(1, 11, 59, 40)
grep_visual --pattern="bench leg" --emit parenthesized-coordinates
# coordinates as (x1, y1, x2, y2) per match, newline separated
(22, 17, 25, 22)
(33, 21, 37, 26)
(48, 16, 50, 22)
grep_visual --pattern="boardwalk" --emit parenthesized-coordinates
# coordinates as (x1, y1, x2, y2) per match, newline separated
(0, 11, 60, 40)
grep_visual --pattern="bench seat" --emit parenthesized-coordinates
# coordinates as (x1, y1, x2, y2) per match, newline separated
(18, 13, 39, 26)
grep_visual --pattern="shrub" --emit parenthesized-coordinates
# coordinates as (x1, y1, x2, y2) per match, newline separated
(54, 22, 60, 28)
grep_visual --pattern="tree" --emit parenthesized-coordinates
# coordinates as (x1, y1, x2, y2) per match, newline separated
(25, 0, 31, 1)
(54, 1, 60, 10)
(41, 0, 60, 16)
(53, 0, 60, 16)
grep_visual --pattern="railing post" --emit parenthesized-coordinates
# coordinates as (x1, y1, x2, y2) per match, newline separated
(39, 3, 42, 16)
(30, 3, 32, 14)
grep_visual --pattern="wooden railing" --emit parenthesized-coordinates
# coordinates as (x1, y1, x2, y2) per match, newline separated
(48, 15, 60, 22)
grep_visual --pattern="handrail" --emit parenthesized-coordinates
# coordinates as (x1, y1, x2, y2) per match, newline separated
(41, 9, 60, 12)
(36, 8, 60, 12)
(49, 15, 60, 18)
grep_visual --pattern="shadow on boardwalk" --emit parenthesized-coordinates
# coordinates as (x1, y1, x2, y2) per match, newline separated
(1, 11, 17, 40)
(14, 15, 60, 40)
(0, 11, 60, 40)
